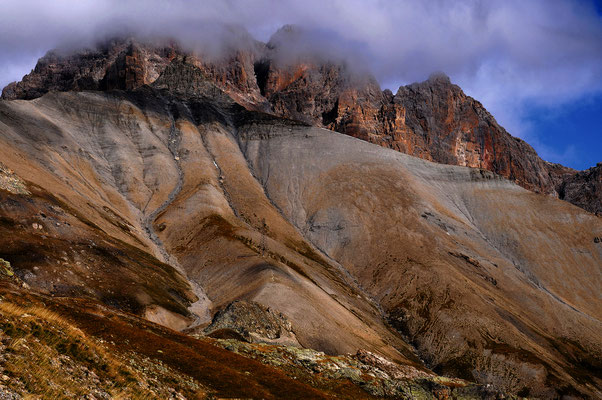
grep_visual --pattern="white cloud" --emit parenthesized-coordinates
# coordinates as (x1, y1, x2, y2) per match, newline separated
(0, 0, 601, 162)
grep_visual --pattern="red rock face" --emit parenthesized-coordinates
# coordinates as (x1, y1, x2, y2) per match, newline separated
(333, 74, 567, 194)
(192, 48, 269, 110)
(256, 64, 600, 212)
(100, 44, 147, 91)
(256, 61, 353, 125)
(1, 36, 599, 214)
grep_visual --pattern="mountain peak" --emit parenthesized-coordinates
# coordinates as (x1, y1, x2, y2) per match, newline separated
(427, 71, 451, 84)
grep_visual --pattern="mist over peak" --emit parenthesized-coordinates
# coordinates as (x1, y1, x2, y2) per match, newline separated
(2, 1, 601, 98)
(264, 24, 371, 73)
(1, 0, 601, 168)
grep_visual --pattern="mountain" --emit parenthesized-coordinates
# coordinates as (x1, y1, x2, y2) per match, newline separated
(0, 35, 601, 398)
(4, 33, 598, 216)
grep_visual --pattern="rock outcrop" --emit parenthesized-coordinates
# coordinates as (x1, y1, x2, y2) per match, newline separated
(343, 74, 565, 194)
(1, 37, 265, 109)
(1, 40, 174, 99)
(202, 300, 300, 346)
(558, 163, 602, 215)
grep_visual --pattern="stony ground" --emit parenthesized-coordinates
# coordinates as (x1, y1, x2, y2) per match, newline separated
(208, 338, 513, 399)
(0, 280, 519, 399)
(0, 164, 29, 196)
(0, 292, 205, 399)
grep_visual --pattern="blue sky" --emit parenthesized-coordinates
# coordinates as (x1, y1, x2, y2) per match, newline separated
(498, 0, 602, 170)
(0, 0, 601, 170)
(519, 0, 602, 170)
(519, 93, 601, 170)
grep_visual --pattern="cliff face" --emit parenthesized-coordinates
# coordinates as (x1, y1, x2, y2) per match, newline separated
(257, 65, 579, 197)
(1, 40, 173, 99)
(1, 38, 266, 109)
(559, 163, 602, 215)
(2, 35, 599, 214)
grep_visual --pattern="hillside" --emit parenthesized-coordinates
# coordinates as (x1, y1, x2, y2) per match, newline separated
(0, 38, 600, 398)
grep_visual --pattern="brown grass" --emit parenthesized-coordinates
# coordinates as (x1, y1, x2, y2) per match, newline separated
(0, 286, 348, 399)
(0, 299, 203, 399)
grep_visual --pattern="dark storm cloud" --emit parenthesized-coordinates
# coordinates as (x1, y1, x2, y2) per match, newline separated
(1, 0, 601, 155)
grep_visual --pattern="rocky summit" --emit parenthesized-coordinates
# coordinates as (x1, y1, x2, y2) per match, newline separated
(0, 33, 600, 399)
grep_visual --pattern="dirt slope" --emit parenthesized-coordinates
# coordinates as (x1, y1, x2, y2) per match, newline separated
(0, 88, 420, 365)
(237, 121, 602, 397)
(0, 76, 600, 397)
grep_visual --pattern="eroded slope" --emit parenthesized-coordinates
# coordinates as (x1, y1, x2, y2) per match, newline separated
(0, 87, 419, 367)
(238, 122, 602, 398)
(0, 67, 600, 397)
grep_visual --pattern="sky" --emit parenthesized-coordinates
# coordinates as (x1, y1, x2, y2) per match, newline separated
(0, 0, 601, 169)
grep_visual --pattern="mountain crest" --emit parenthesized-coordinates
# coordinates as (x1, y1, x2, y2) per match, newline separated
(1, 35, 598, 213)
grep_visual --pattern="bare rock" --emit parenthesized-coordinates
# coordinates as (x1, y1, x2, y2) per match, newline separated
(558, 163, 602, 215)
(204, 300, 300, 347)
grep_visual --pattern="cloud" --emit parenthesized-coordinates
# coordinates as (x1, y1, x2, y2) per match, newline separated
(0, 0, 601, 164)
